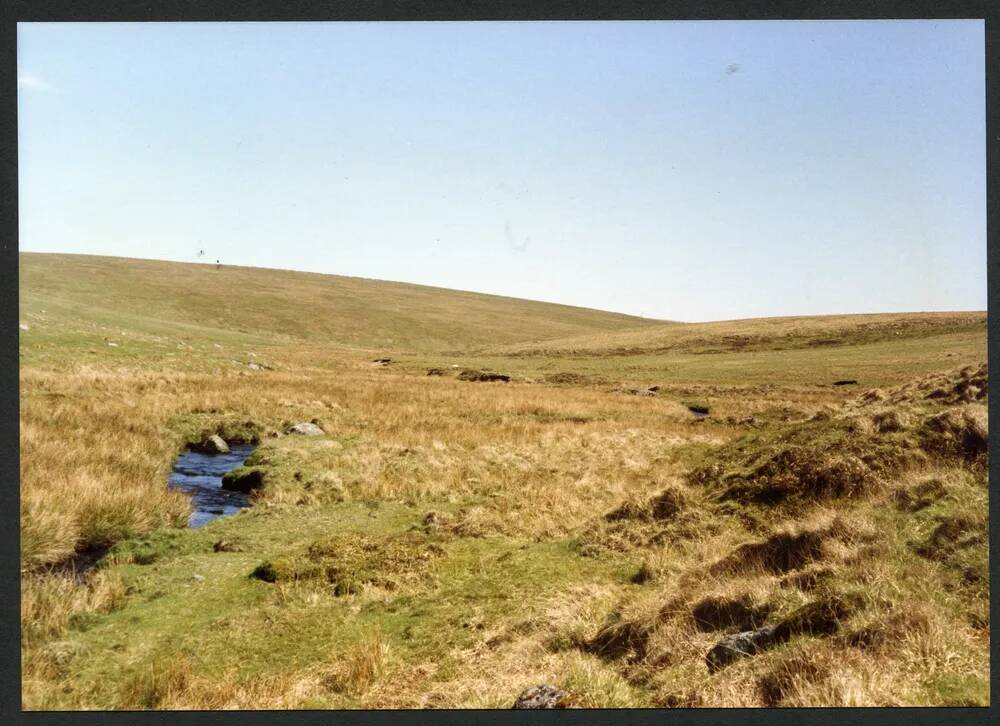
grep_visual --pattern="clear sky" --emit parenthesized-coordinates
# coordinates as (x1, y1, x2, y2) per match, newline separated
(17, 20, 985, 322)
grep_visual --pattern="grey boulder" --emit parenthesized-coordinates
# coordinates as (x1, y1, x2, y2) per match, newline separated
(512, 684, 569, 709)
(288, 422, 324, 436)
(202, 435, 230, 454)
(705, 625, 779, 673)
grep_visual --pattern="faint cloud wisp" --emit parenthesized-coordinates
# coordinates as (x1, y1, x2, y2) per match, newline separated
(504, 221, 529, 253)
(17, 73, 55, 92)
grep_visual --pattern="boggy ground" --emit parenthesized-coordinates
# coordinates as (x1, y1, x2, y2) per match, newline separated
(19, 254, 989, 709)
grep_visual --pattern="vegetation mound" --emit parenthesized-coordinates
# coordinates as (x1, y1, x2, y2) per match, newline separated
(690, 416, 919, 508)
(919, 405, 988, 463)
(855, 363, 988, 408)
(252, 532, 446, 594)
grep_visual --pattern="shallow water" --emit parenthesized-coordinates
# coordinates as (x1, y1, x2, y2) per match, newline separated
(168, 444, 256, 528)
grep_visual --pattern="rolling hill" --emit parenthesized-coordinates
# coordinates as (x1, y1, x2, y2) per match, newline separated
(19, 253, 665, 352)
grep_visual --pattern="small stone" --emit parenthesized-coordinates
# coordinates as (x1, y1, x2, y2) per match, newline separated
(512, 684, 569, 709)
(288, 422, 324, 436)
(201, 435, 230, 454)
(706, 626, 779, 673)
(19, 323, 29, 331)
(247, 362, 261, 370)
(191, 574, 205, 583)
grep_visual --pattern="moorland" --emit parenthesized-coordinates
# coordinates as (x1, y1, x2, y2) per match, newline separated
(19, 252, 989, 708)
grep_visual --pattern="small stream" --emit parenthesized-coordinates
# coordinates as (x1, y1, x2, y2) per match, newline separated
(168, 444, 256, 528)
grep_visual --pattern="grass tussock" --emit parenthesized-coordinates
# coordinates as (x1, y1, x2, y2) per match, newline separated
(252, 532, 445, 595)
(320, 630, 392, 697)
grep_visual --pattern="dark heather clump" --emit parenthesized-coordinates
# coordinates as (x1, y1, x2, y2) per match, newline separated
(719, 448, 873, 506)
(604, 485, 685, 522)
(710, 529, 828, 576)
(457, 369, 511, 383)
(581, 618, 651, 662)
(691, 594, 773, 632)
(771, 593, 862, 641)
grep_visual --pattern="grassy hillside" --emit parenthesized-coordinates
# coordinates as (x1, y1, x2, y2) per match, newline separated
(19, 253, 988, 709)
(20, 253, 663, 353)
(494, 312, 987, 357)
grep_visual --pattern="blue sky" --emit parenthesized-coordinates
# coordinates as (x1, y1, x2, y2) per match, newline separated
(18, 20, 985, 322)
